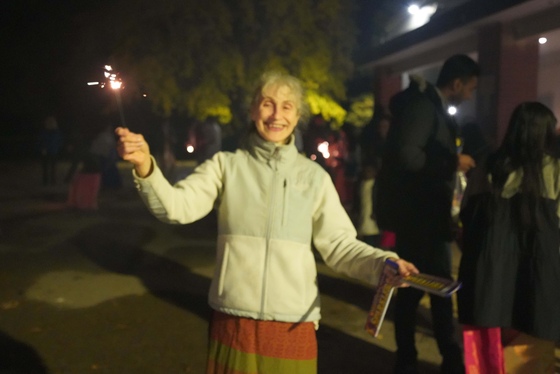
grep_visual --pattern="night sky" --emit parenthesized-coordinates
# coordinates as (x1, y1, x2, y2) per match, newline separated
(2, 1, 112, 128)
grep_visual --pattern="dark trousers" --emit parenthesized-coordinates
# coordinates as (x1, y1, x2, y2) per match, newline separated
(42, 154, 57, 185)
(393, 231, 463, 368)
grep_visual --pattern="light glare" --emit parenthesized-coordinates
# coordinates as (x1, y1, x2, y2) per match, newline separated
(317, 141, 330, 159)
(539, 37, 547, 44)
(110, 80, 122, 90)
(448, 106, 457, 116)
(408, 4, 420, 14)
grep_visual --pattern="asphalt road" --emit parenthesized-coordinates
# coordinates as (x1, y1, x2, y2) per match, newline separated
(0, 160, 457, 374)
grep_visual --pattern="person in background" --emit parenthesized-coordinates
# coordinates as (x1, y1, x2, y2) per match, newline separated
(116, 70, 418, 374)
(193, 117, 222, 165)
(458, 101, 560, 373)
(38, 115, 63, 186)
(90, 125, 122, 189)
(357, 161, 381, 247)
(64, 129, 90, 183)
(383, 54, 480, 374)
(360, 104, 391, 169)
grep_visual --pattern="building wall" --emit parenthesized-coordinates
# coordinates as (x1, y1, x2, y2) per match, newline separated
(538, 54, 560, 121)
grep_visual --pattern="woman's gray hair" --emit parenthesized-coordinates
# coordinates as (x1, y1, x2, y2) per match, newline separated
(249, 71, 310, 125)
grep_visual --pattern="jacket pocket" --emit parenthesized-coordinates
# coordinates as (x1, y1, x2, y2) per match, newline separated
(213, 235, 266, 312)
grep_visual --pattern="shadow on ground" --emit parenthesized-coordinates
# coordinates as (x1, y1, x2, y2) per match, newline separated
(71, 222, 212, 322)
(0, 330, 49, 374)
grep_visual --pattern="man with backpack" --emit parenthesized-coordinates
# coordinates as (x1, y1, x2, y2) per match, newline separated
(375, 54, 479, 374)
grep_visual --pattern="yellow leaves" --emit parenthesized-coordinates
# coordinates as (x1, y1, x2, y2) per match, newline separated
(183, 83, 232, 124)
(345, 93, 375, 128)
(306, 90, 347, 128)
(201, 106, 232, 125)
(100, 0, 356, 128)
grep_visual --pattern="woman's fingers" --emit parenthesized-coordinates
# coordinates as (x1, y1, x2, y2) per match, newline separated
(115, 127, 150, 166)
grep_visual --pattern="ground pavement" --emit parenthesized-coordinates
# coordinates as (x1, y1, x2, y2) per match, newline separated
(0, 159, 556, 374)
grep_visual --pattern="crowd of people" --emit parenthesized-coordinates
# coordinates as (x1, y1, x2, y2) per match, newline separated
(39, 54, 559, 373)
(116, 59, 560, 374)
(358, 55, 559, 374)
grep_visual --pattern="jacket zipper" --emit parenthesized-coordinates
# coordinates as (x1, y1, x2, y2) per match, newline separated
(260, 148, 280, 318)
(282, 179, 288, 226)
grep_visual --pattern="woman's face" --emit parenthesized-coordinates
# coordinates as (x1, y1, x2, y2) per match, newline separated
(251, 84, 300, 145)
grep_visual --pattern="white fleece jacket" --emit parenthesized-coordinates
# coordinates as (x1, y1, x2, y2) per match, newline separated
(133, 133, 398, 323)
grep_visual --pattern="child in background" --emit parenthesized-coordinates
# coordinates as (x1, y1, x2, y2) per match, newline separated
(357, 163, 381, 247)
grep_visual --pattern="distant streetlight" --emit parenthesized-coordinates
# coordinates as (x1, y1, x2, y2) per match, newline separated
(407, 3, 437, 29)
(539, 37, 548, 44)
(448, 106, 457, 116)
(408, 4, 420, 15)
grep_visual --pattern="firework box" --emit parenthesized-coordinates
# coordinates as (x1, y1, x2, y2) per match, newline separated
(402, 271, 462, 297)
(365, 259, 462, 338)
(364, 259, 398, 337)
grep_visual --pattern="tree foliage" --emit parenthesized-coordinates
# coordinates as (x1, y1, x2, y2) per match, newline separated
(83, 0, 357, 129)
(345, 93, 374, 128)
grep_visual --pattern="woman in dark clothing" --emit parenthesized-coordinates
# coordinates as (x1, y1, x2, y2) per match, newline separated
(458, 101, 560, 372)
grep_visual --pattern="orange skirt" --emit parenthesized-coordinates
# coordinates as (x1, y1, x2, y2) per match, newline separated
(206, 311, 317, 374)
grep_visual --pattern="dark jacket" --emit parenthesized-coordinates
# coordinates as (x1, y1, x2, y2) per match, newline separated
(458, 156, 560, 341)
(383, 76, 458, 239)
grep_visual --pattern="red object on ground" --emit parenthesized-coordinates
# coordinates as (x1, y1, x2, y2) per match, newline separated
(67, 172, 101, 210)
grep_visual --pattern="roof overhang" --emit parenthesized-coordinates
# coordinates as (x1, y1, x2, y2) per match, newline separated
(356, 0, 560, 75)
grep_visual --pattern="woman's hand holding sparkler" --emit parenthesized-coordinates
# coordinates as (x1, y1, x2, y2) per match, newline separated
(115, 127, 153, 178)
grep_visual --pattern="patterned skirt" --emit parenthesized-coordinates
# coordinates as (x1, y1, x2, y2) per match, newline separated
(206, 311, 317, 374)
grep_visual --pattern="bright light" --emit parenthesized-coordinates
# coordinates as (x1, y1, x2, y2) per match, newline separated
(110, 80, 122, 90)
(186, 145, 195, 153)
(408, 4, 420, 15)
(539, 37, 548, 44)
(408, 3, 437, 29)
(87, 81, 100, 86)
(317, 141, 330, 159)
(448, 106, 457, 116)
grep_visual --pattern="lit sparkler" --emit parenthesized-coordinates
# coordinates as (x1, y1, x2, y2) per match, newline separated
(87, 65, 127, 127)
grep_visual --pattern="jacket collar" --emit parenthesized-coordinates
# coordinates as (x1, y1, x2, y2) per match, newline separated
(246, 131, 299, 170)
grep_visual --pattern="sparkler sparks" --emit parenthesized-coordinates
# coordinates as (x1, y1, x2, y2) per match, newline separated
(87, 65, 127, 127)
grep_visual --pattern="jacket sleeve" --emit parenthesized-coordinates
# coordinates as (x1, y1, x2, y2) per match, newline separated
(311, 173, 398, 286)
(398, 97, 436, 173)
(133, 154, 224, 224)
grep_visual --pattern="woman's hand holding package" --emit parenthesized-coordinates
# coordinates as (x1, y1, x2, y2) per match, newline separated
(115, 127, 153, 178)
(385, 258, 419, 287)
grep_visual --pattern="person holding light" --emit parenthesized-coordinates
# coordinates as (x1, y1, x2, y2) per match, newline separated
(116, 71, 418, 374)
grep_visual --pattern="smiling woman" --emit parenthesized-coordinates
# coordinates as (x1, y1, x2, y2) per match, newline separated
(250, 71, 307, 145)
(252, 85, 300, 145)
(115, 70, 418, 374)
